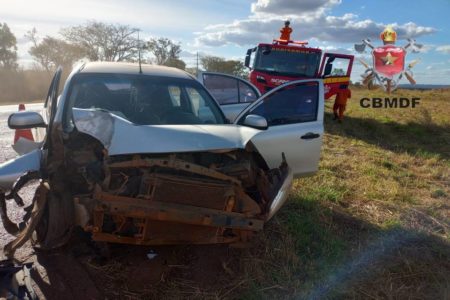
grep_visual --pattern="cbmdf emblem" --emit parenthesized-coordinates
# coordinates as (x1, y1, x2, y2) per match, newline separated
(354, 25, 422, 93)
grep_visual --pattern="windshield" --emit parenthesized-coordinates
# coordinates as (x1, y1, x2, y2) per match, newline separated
(254, 46, 321, 77)
(66, 73, 225, 126)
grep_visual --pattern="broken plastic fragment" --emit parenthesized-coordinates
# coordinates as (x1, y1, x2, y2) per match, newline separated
(146, 250, 157, 260)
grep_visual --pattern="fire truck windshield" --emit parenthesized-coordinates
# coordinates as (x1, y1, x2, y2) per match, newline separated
(253, 46, 321, 78)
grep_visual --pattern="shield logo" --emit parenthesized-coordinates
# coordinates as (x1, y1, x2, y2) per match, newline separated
(372, 45, 405, 78)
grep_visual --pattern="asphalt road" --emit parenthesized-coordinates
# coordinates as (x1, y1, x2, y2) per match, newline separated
(0, 103, 43, 250)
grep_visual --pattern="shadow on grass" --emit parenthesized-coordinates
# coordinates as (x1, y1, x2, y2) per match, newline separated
(324, 112, 450, 160)
(238, 198, 450, 300)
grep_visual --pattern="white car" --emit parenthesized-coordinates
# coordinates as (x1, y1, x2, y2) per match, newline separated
(0, 62, 323, 255)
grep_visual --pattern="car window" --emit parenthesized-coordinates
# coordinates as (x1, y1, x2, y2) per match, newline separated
(239, 81, 257, 103)
(186, 87, 220, 124)
(244, 82, 319, 126)
(168, 85, 181, 106)
(203, 74, 258, 105)
(323, 56, 351, 77)
(203, 74, 239, 105)
(66, 74, 225, 126)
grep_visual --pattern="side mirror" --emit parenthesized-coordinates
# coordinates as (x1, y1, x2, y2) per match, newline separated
(243, 114, 268, 130)
(8, 111, 46, 129)
(245, 49, 252, 68)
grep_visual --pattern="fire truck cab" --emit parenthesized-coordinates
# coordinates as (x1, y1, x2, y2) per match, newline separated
(245, 42, 354, 99)
(198, 24, 353, 122)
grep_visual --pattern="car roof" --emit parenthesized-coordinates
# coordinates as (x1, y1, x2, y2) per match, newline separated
(78, 61, 194, 80)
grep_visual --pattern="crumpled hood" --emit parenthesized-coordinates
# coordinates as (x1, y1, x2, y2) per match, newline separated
(73, 108, 261, 155)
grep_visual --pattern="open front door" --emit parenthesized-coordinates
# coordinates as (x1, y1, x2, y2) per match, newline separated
(198, 72, 260, 122)
(235, 80, 324, 177)
(319, 53, 354, 99)
(43, 67, 62, 129)
(40, 67, 62, 149)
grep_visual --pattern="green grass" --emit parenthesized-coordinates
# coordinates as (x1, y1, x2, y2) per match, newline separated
(381, 218, 402, 230)
(431, 188, 447, 198)
(281, 199, 346, 262)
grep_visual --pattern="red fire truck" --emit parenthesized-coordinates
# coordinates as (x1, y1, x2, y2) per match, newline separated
(244, 23, 354, 99)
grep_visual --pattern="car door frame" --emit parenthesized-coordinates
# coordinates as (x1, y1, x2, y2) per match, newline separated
(234, 78, 325, 178)
(319, 53, 354, 78)
(43, 67, 62, 126)
(41, 67, 62, 148)
(197, 71, 261, 122)
(319, 53, 354, 99)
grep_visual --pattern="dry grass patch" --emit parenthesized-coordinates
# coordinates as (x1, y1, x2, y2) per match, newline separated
(226, 88, 450, 299)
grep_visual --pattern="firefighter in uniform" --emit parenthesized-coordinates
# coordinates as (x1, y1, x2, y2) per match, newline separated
(279, 20, 292, 42)
(333, 84, 351, 122)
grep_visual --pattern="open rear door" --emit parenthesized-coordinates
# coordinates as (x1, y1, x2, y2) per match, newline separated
(319, 53, 354, 99)
(198, 72, 260, 122)
(235, 79, 324, 178)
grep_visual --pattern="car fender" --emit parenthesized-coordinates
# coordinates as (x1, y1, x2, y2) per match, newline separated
(0, 149, 43, 191)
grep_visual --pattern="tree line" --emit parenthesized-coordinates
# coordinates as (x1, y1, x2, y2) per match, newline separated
(0, 21, 247, 103)
(0, 21, 246, 76)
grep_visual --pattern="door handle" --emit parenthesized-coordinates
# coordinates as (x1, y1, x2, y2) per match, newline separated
(301, 133, 320, 139)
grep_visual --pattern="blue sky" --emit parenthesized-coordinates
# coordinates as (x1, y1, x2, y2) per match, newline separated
(1, 0, 449, 83)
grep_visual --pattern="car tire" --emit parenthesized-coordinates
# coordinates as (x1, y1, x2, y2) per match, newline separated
(33, 187, 75, 250)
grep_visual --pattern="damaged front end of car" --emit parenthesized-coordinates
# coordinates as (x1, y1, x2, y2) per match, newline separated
(85, 150, 291, 246)
(0, 109, 293, 256)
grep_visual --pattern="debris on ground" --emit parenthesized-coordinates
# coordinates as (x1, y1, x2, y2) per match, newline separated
(0, 260, 37, 300)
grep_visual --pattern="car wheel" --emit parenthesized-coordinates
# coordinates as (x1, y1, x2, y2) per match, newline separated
(33, 188, 75, 250)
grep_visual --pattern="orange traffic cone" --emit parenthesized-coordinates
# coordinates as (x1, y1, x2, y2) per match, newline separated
(13, 104, 34, 143)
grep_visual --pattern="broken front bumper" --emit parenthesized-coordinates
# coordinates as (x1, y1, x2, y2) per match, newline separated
(80, 158, 293, 246)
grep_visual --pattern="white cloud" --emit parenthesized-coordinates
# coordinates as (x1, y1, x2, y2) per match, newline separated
(422, 61, 446, 72)
(321, 45, 353, 55)
(436, 45, 450, 54)
(195, 0, 436, 47)
(179, 50, 198, 58)
(1, 0, 227, 32)
(413, 44, 433, 54)
(251, 0, 340, 15)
